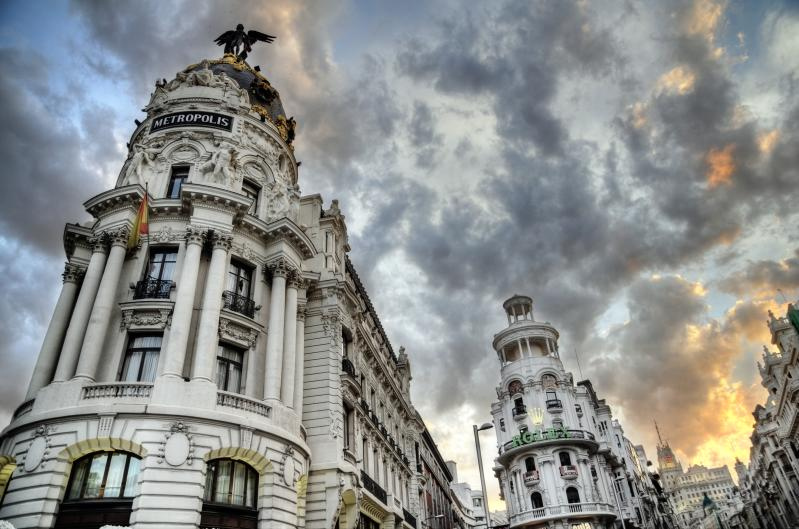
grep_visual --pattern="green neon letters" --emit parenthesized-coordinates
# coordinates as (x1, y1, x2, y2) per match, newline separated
(511, 426, 571, 448)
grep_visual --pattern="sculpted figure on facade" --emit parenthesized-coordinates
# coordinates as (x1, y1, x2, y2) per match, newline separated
(199, 147, 237, 186)
(126, 142, 162, 186)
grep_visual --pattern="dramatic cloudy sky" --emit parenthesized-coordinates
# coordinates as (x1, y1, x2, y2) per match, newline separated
(1, 0, 798, 509)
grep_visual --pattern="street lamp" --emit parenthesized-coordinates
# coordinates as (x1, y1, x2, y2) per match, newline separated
(473, 422, 494, 529)
(421, 514, 444, 528)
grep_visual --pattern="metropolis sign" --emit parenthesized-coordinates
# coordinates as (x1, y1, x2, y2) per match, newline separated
(150, 111, 233, 133)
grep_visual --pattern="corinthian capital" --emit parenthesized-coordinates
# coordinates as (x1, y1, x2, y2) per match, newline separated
(267, 257, 293, 279)
(108, 227, 131, 248)
(185, 225, 206, 246)
(88, 235, 109, 254)
(62, 263, 85, 284)
(209, 231, 233, 251)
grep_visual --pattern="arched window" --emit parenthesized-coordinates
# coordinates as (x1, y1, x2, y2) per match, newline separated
(203, 459, 258, 508)
(558, 452, 572, 466)
(531, 491, 543, 508)
(524, 457, 536, 472)
(508, 380, 524, 396)
(56, 451, 141, 528)
(566, 486, 580, 504)
(65, 452, 141, 500)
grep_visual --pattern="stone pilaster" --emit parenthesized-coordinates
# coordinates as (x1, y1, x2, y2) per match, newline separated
(25, 263, 85, 398)
(192, 231, 232, 382)
(280, 272, 300, 405)
(53, 236, 108, 381)
(160, 226, 205, 378)
(264, 258, 290, 400)
(74, 228, 129, 381)
(293, 302, 307, 416)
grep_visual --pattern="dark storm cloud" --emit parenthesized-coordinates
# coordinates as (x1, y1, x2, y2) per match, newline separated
(717, 248, 799, 298)
(408, 101, 442, 168)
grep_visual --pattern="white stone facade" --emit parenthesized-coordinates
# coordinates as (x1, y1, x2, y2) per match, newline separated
(488, 295, 665, 529)
(0, 55, 430, 529)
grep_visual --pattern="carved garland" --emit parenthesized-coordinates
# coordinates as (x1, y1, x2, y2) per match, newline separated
(120, 308, 173, 331)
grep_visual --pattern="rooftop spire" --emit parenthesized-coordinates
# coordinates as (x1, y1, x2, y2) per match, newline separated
(655, 419, 664, 446)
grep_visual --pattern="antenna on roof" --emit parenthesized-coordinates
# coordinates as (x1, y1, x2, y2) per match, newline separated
(573, 348, 584, 380)
(655, 419, 664, 446)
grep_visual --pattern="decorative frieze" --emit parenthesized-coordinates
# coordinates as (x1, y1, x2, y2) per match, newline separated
(218, 316, 258, 348)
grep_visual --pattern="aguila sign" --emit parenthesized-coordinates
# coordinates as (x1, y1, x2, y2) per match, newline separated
(150, 111, 234, 133)
(510, 426, 572, 448)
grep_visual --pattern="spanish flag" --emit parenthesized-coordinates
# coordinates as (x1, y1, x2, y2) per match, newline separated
(128, 188, 149, 250)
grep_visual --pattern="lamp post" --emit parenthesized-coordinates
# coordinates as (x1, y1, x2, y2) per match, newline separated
(421, 514, 444, 528)
(473, 422, 494, 529)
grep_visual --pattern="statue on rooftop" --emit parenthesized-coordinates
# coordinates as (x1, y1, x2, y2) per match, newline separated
(215, 24, 276, 60)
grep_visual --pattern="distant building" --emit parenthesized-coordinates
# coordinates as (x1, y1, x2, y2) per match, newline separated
(737, 302, 799, 529)
(487, 294, 666, 529)
(418, 429, 455, 529)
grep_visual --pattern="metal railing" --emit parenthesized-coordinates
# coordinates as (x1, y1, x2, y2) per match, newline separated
(217, 390, 271, 418)
(403, 508, 417, 528)
(546, 399, 563, 410)
(523, 470, 540, 484)
(361, 470, 387, 504)
(223, 290, 256, 318)
(133, 278, 173, 299)
(512, 405, 527, 417)
(342, 357, 356, 377)
(509, 502, 616, 524)
(82, 382, 153, 399)
(559, 465, 578, 478)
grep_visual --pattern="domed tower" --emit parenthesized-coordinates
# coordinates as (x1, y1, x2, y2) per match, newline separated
(0, 51, 321, 529)
(490, 295, 618, 529)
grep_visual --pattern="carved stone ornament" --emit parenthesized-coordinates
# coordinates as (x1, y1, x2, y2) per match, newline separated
(186, 225, 206, 245)
(89, 235, 109, 254)
(266, 257, 293, 279)
(209, 231, 234, 251)
(23, 424, 53, 473)
(158, 421, 194, 466)
(120, 308, 173, 331)
(218, 317, 258, 348)
(107, 227, 131, 248)
(280, 446, 296, 486)
(62, 263, 85, 284)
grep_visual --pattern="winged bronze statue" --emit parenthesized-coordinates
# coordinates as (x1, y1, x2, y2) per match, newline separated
(215, 24, 276, 60)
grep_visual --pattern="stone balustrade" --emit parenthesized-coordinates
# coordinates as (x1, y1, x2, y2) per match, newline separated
(216, 390, 271, 418)
(81, 382, 153, 399)
(509, 502, 616, 526)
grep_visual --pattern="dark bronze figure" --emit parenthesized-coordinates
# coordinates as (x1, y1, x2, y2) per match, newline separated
(215, 24, 276, 60)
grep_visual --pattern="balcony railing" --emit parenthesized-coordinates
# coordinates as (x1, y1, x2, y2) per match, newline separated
(342, 357, 356, 377)
(82, 382, 153, 399)
(559, 465, 578, 479)
(416, 463, 423, 473)
(217, 390, 271, 418)
(133, 278, 173, 299)
(512, 405, 527, 418)
(223, 290, 256, 318)
(361, 470, 387, 504)
(523, 470, 540, 486)
(403, 508, 417, 528)
(509, 502, 616, 525)
(546, 399, 563, 411)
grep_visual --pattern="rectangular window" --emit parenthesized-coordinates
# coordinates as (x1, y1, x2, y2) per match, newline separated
(242, 180, 260, 215)
(216, 344, 243, 393)
(343, 404, 354, 451)
(227, 260, 253, 298)
(167, 165, 189, 199)
(134, 248, 177, 299)
(121, 335, 161, 382)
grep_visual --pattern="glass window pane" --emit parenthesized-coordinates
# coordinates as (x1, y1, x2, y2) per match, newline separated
(214, 460, 232, 504)
(104, 454, 127, 498)
(135, 335, 162, 349)
(228, 363, 241, 393)
(204, 462, 216, 502)
(232, 462, 246, 506)
(66, 458, 89, 500)
(83, 454, 109, 499)
(141, 351, 159, 382)
(246, 468, 257, 508)
(121, 351, 142, 382)
(123, 456, 141, 497)
(216, 357, 228, 389)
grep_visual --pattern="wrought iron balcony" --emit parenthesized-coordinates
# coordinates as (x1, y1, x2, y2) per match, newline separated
(403, 508, 417, 528)
(360, 398, 370, 411)
(342, 357, 356, 377)
(546, 399, 564, 411)
(512, 405, 527, 418)
(523, 470, 540, 486)
(361, 470, 387, 504)
(223, 290, 256, 318)
(133, 278, 173, 299)
(560, 465, 578, 479)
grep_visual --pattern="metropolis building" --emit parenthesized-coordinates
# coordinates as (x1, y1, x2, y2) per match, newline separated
(0, 50, 435, 529)
(488, 295, 669, 529)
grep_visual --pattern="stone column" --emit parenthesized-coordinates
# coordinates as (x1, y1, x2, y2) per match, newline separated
(74, 228, 129, 381)
(26, 264, 84, 398)
(280, 274, 299, 404)
(192, 231, 232, 382)
(160, 226, 205, 378)
(293, 302, 307, 416)
(264, 259, 289, 400)
(53, 237, 108, 381)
